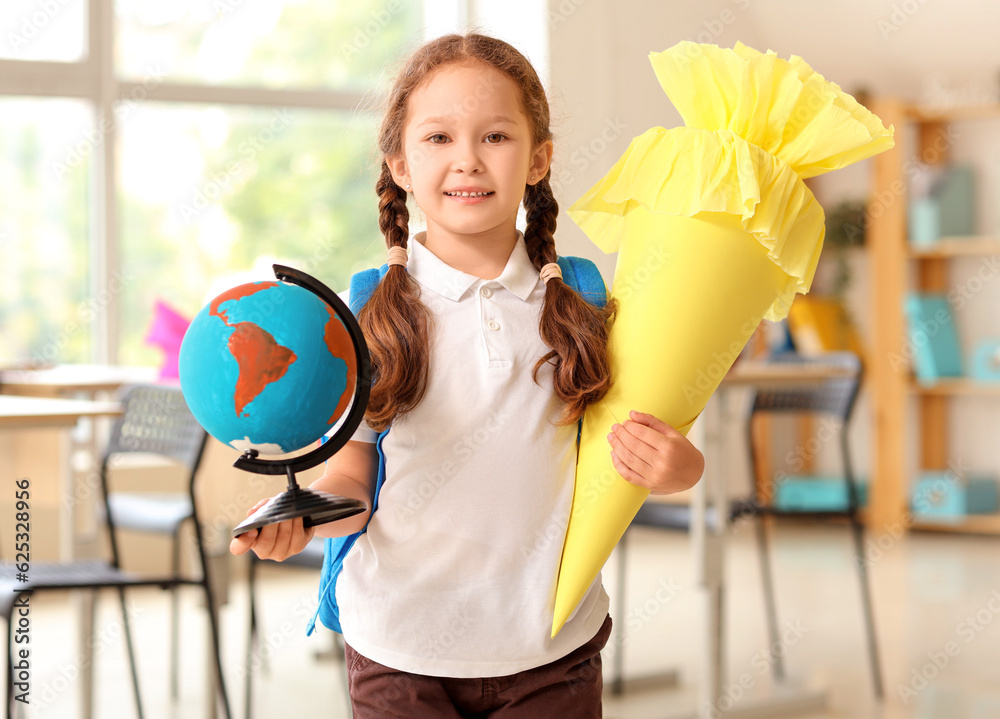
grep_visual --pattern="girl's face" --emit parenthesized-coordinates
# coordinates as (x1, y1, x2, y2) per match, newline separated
(388, 61, 552, 244)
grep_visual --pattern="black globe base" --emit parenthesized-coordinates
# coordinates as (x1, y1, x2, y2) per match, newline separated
(231, 464, 366, 537)
(231, 487, 366, 537)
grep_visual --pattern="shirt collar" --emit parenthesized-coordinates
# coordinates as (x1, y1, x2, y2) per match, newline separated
(408, 231, 540, 302)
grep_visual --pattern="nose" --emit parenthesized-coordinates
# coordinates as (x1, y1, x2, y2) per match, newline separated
(451, 137, 484, 174)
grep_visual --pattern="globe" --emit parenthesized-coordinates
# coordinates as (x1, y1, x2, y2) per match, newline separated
(179, 279, 358, 456)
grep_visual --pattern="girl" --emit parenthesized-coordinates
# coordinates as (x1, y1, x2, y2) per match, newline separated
(231, 32, 704, 718)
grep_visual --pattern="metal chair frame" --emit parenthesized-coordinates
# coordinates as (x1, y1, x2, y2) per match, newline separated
(612, 352, 883, 698)
(1, 384, 231, 719)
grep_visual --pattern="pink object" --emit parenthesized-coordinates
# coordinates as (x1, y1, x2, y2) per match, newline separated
(145, 299, 191, 380)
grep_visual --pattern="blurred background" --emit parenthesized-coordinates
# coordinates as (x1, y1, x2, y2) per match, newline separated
(2, 1, 1000, 718)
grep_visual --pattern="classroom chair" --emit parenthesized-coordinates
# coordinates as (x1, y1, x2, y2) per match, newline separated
(613, 351, 883, 698)
(0, 384, 231, 719)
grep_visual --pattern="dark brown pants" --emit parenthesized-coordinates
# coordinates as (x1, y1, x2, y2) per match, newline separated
(345, 615, 612, 719)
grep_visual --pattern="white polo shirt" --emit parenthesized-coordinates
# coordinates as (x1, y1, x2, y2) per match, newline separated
(335, 230, 609, 677)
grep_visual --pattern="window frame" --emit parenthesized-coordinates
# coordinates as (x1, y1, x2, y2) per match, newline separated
(0, 0, 454, 363)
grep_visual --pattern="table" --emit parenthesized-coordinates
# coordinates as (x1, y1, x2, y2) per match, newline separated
(0, 364, 159, 398)
(688, 360, 854, 718)
(0, 395, 123, 719)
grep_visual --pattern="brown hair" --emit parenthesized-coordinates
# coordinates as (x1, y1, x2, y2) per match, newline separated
(362, 33, 616, 431)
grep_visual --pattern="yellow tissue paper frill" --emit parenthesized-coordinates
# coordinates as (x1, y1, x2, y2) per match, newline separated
(567, 126, 825, 322)
(649, 41, 895, 178)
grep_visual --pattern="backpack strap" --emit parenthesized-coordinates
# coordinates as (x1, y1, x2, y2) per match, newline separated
(348, 264, 389, 316)
(558, 255, 607, 308)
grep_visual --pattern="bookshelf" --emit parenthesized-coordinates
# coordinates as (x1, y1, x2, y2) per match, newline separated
(868, 100, 1000, 535)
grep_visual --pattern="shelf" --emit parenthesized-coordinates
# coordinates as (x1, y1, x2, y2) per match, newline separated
(909, 379, 1000, 395)
(912, 514, 1000, 535)
(906, 103, 1000, 123)
(907, 237, 1000, 258)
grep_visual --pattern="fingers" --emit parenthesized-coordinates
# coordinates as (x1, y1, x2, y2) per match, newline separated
(610, 448, 650, 488)
(249, 518, 315, 560)
(607, 424, 653, 475)
(227, 495, 316, 560)
(626, 410, 681, 438)
(229, 529, 258, 556)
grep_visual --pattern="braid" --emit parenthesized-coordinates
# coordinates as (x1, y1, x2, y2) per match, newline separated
(523, 175, 616, 424)
(376, 160, 409, 249)
(359, 162, 432, 432)
(523, 177, 559, 268)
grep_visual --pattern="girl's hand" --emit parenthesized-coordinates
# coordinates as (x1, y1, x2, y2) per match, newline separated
(607, 410, 705, 495)
(229, 496, 316, 560)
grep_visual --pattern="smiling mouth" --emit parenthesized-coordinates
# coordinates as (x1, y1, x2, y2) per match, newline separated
(444, 191, 495, 197)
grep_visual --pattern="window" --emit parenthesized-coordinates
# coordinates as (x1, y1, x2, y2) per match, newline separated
(0, 0, 422, 367)
(0, 98, 92, 363)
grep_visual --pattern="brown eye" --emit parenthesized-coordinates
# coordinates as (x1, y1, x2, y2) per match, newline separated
(485, 133, 506, 144)
(429, 134, 448, 144)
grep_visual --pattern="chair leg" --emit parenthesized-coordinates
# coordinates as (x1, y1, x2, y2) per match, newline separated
(849, 515, 885, 698)
(194, 540, 232, 719)
(246, 558, 258, 719)
(170, 534, 181, 701)
(117, 587, 145, 719)
(754, 516, 785, 682)
(611, 534, 627, 696)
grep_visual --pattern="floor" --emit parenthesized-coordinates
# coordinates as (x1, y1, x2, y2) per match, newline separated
(8, 523, 1000, 719)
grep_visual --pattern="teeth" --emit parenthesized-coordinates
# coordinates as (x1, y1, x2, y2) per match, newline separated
(447, 191, 492, 197)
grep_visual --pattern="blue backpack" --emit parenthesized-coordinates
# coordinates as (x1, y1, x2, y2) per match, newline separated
(306, 255, 607, 636)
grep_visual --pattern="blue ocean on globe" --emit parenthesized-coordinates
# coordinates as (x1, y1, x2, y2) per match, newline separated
(179, 280, 356, 455)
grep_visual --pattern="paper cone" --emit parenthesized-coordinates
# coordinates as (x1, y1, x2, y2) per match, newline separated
(552, 41, 893, 636)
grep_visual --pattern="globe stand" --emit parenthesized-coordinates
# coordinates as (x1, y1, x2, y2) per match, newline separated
(230, 264, 371, 538)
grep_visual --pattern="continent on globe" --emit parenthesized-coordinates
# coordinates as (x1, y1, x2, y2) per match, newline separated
(208, 281, 299, 417)
(227, 322, 297, 417)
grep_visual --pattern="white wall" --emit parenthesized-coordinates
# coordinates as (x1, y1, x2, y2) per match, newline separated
(548, 0, 1000, 488)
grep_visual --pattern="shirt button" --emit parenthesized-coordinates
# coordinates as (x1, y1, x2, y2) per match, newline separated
(481, 286, 493, 298)
(488, 320, 500, 331)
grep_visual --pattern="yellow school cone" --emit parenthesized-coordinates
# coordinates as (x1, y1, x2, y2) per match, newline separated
(552, 42, 894, 636)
